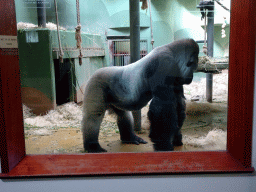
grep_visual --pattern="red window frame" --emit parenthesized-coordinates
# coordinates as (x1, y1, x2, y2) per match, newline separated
(0, 0, 255, 178)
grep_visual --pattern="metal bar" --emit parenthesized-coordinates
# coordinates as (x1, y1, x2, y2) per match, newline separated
(37, 0, 46, 28)
(76, 0, 80, 25)
(130, 0, 141, 131)
(207, 10, 214, 57)
(206, 73, 213, 102)
(130, 0, 140, 63)
(54, 0, 64, 62)
(107, 36, 130, 40)
(121, 41, 124, 66)
(196, 40, 208, 44)
(148, 0, 154, 49)
(132, 111, 142, 133)
(206, 5, 214, 103)
(52, 47, 105, 59)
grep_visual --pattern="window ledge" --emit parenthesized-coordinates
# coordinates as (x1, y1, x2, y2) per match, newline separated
(0, 151, 254, 178)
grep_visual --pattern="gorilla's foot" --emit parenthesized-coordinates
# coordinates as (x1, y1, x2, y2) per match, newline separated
(122, 135, 147, 145)
(173, 139, 183, 147)
(153, 142, 174, 151)
(173, 136, 183, 146)
(172, 132, 183, 146)
(85, 141, 107, 153)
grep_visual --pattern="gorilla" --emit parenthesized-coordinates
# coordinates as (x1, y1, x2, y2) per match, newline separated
(148, 85, 186, 151)
(82, 38, 199, 153)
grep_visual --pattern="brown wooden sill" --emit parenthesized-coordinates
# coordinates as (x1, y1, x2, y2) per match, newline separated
(0, 151, 254, 178)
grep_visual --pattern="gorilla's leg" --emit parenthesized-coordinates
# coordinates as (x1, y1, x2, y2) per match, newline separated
(132, 110, 141, 131)
(173, 85, 186, 146)
(149, 122, 175, 151)
(82, 111, 107, 153)
(148, 96, 178, 151)
(172, 106, 185, 146)
(173, 102, 185, 146)
(112, 107, 147, 144)
(82, 78, 108, 153)
(173, 130, 183, 147)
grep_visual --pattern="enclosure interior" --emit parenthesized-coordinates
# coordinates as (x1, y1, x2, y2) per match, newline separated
(16, 0, 230, 154)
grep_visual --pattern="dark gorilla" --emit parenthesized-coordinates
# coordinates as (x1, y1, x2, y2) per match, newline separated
(148, 85, 186, 151)
(82, 38, 199, 152)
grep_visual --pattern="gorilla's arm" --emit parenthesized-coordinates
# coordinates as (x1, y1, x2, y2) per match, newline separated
(148, 85, 186, 151)
(148, 86, 178, 151)
(173, 85, 186, 146)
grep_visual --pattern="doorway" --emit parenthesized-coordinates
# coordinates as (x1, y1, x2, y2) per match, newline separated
(54, 58, 76, 105)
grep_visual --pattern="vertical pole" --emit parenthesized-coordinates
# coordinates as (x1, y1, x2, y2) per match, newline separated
(206, 4, 214, 102)
(76, 0, 80, 25)
(37, 0, 46, 28)
(206, 73, 213, 102)
(130, 0, 140, 63)
(130, 0, 141, 131)
(148, 0, 154, 49)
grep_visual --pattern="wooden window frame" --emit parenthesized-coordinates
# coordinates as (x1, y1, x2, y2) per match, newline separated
(0, 0, 255, 178)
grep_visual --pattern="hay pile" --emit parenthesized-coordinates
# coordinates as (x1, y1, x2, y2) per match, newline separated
(184, 71, 228, 102)
(183, 129, 227, 150)
(24, 102, 82, 129)
(17, 22, 66, 31)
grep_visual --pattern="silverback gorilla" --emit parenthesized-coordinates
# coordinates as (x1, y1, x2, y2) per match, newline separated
(82, 38, 199, 152)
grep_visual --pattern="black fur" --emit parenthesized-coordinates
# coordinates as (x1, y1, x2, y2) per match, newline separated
(148, 85, 186, 151)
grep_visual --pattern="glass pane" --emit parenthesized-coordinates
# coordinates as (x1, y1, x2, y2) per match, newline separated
(17, 0, 230, 154)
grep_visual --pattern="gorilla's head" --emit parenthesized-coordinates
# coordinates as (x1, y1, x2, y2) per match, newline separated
(172, 39, 199, 85)
(144, 39, 199, 87)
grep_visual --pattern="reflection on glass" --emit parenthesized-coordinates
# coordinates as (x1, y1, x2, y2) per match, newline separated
(18, 0, 230, 154)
